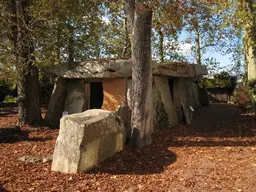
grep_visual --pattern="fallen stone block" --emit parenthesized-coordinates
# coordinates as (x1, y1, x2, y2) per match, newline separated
(51, 109, 126, 173)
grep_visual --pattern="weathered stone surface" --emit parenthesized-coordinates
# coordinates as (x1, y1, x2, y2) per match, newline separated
(173, 79, 191, 124)
(198, 87, 209, 106)
(115, 105, 132, 140)
(50, 59, 133, 79)
(186, 81, 201, 110)
(19, 155, 52, 164)
(42, 156, 53, 163)
(152, 77, 178, 129)
(194, 64, 207, 75)
(45, 77, 68, 128)
(172, 79, 183, 123)
(64, 79, 85, 114)
(126, 78, 132, 108)
(153, 62, 195, 78)
(51, 109, 126, 173)
(49, 59, 206, 79)
(179, 79, 191, 124)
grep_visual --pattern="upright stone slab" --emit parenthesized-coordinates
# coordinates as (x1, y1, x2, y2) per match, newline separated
(45, 77, 68, 128)
(172, 79, 183, 123)
(126, 78, 132, 108)
(115, 104, 132, 140)
(64, 79, 85, 114)
(198, 86, 209, 106)
(51, 109, 126, 173)
(179, 79, 191, 124)
(152, 77, 178, 130)
(186, 80, 201, 110)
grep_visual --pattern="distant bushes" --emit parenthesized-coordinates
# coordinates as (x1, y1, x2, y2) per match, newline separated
(3, 95, 17, 103)
(231, 84, 250, 107)
(39, 74, 54, 105)
(202, 71, 237, 89)
(1, 74, 54, 105)
(0, 80, 17, 102)
(201, 71, 237, 103)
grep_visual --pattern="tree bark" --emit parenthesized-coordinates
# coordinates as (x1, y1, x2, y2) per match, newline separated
(122, 16, 131, 58)
(25, 64, 42, 125)
(67, 22, 75, 69)
(10, 0, 42, 125)
(130, 3, 153, 148)
(123, 0, 135, 58)
(244, 0, 256, 81)
(158, 27, 164, 62)
(195, 26, 201, 65)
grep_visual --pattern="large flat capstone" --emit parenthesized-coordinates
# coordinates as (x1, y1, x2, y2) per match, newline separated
(51, 109, 126, 173)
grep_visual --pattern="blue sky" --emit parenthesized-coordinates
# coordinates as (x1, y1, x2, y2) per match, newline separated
(178, 31, 234, 69)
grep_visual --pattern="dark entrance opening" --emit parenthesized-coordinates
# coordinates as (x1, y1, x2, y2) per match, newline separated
(168, 78, 174, 101)
(90, 82, 104, 109)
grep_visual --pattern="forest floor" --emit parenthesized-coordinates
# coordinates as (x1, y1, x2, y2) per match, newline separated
(0, 103, 255, 192)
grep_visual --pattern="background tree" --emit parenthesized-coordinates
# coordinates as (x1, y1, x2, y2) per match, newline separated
(0, 0, 103, 126)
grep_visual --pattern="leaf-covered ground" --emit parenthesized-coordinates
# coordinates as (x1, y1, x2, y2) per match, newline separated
(0, 103, 255, 192)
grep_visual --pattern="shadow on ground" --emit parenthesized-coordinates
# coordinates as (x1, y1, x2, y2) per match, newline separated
(169, 103, 256, 147)
(94, 104, 255, 175)
(0, 127, 53, 143)
(92, 141, 177, 175)
(0, 185, 9, 192)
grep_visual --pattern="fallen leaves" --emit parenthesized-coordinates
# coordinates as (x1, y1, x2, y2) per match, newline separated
(0, 104, 256, 191)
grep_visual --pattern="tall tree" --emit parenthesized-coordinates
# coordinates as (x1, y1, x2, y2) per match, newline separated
(8, 0, 42, 125)
(244, 0, 256, 81)
(152, 0, 183, 62)
(126, 0, 153, 148)
(184, 0, 229, 65)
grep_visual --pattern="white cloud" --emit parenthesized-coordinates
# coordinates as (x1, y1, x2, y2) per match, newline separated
(102, 16, 110, 24)
(177, 42, 193, 54)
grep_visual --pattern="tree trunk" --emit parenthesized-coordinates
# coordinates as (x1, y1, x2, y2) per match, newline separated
(11, 0, 42, 125)
(244, 0, 256, 81)
(123, 0, 135, 58)
(130, 3, 153, 148)
(9, 0, 25, 126)
(17, 73, 26, 126)
(195, 26, 201, 65)
(25, 65, 42, 125)
(158, 27, 164, 62)
(67, 22, 75, 69)
(122, 16, 131, 58)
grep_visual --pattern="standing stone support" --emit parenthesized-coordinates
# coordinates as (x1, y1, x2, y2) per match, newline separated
(115, 104, 132, 141)
(186, 80, 201, 110)
(152, 76, 178, 130)
(172, 79, 183, 123)
(126, 78, 132, 108)
(64, 79, 85, 114)
(198, 86, 209, 106)
(173, 79, 191, 124)
(179, 79, 191, 124)
(45, 77, 69, 128)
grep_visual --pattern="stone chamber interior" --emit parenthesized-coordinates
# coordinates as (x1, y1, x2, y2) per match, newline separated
(90, 82, 104, 109)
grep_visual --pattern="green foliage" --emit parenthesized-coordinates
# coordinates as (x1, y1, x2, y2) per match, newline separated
(39, 73, 54, 105)
(231, 84, 250, 107)
(0, 80, 16, 102)
(3, 95, 17, 103)
(202, 71, 237, 89)
(248, 79, 256, 91)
